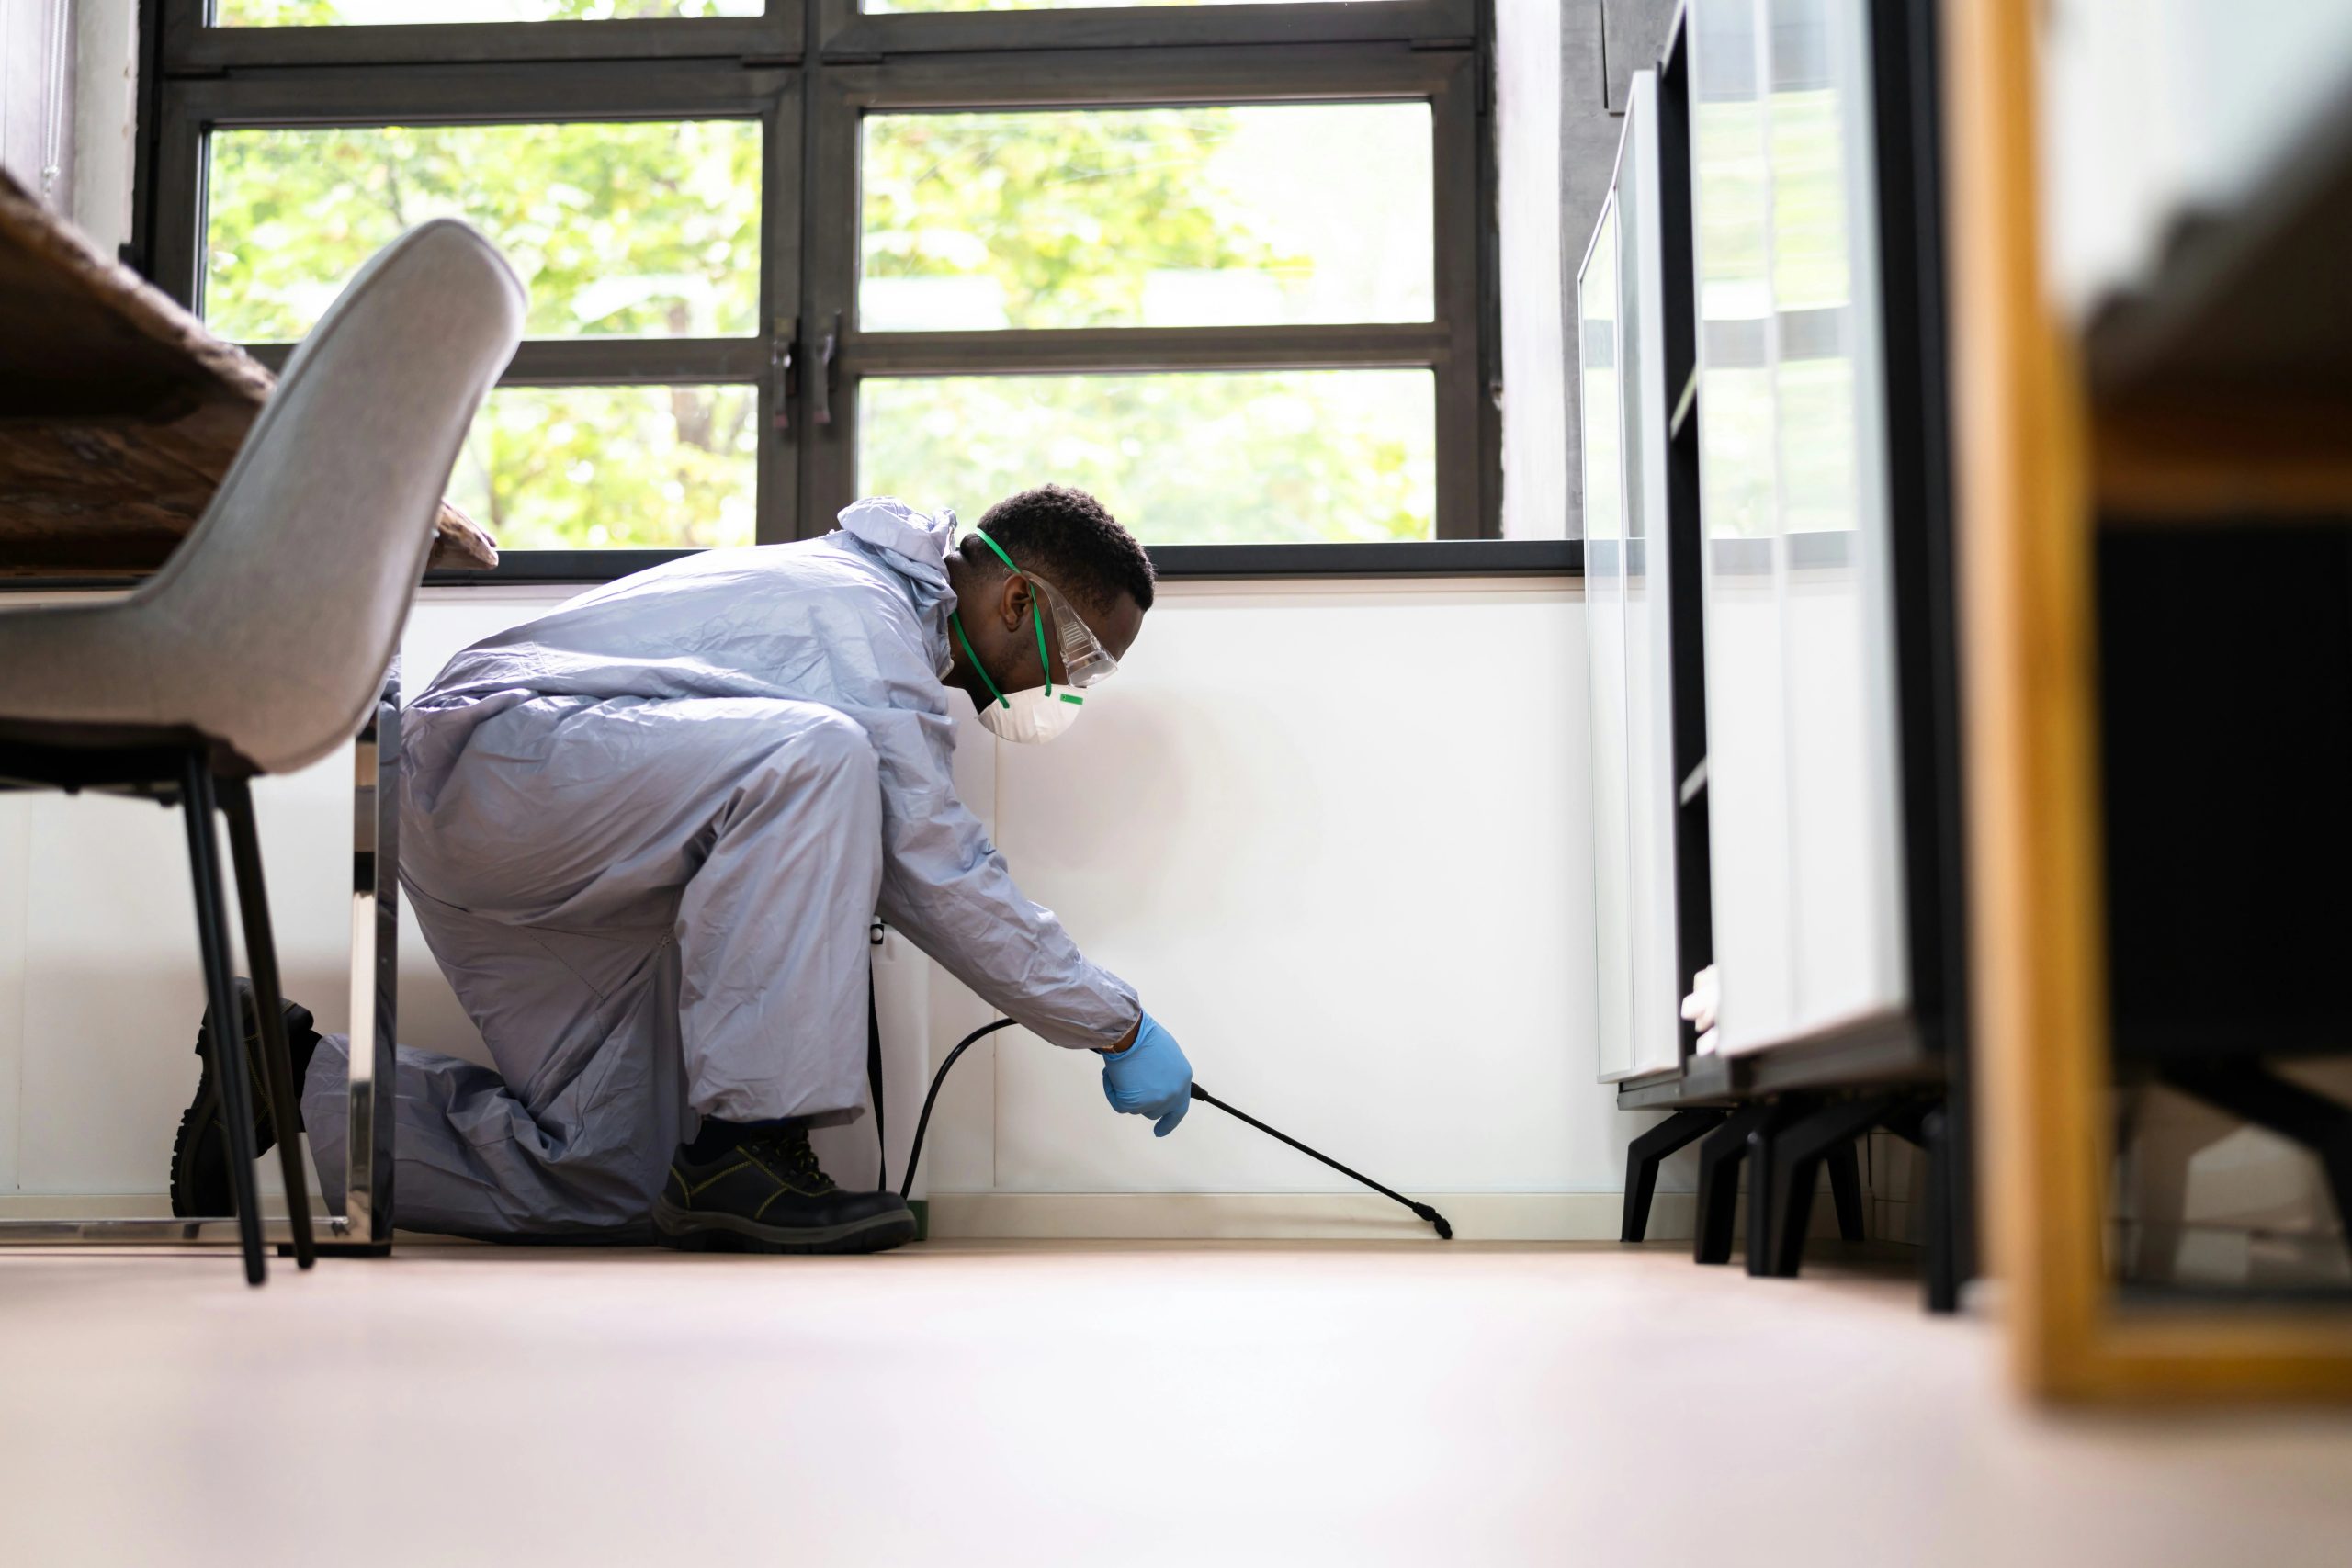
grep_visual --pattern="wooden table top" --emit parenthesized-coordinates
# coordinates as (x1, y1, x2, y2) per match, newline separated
(0, 167, 498, 578)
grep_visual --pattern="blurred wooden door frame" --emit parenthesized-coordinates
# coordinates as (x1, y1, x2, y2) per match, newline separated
(1947, 0, 2352, 1400)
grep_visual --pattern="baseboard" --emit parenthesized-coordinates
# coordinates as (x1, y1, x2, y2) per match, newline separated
(921, 1190, 1698, 1243)
(0, 1192, 300, 1219)
(0, 1189, 1712, 1244)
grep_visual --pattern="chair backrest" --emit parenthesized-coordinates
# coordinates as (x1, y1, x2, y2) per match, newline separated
(137, 219, 524, 774)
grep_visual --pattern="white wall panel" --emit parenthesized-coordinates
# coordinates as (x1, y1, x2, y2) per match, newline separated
(0, 579, 1658, 1220)
(984, 579, 1621, 1195)
(0, 793, 27, 1191)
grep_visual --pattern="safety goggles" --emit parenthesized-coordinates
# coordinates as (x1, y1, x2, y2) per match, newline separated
(1023, 570, 1119, 691)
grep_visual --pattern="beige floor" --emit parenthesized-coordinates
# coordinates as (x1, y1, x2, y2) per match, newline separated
(4, 1241, 2351, 1568)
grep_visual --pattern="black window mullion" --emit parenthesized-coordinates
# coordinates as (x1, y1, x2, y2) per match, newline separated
(849, 324, 1449, 378)
(818, 0, 1476, 58)
(240, 339, 770, 383)
(831, 40, 1457, 111)
(427, 537, 1578, 589)
(796, 66, 861, 539)
(167, 0, 803, 72)
(160, 59, 792, 125)
(148, 81, 209, 309)
(756, 78, 805, 547)
(1430, 46, 1487, 539)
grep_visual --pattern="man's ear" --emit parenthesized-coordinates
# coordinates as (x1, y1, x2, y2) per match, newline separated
(996, 571, 1035, 632)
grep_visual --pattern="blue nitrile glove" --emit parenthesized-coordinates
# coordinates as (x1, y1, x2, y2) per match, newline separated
(1101, 1011, 1192, 1136)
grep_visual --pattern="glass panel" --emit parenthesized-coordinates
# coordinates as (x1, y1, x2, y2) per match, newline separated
(447, 386, 759, 550)
(1579, 202, 1634, 1080)
(215, 2, 764, 22)
(861, 105, 1433, 332)
(858, 370, 1433, 544)
(1770, 0, 1907, 1028)
(1617, 73, 1679, 1080)
(204, 121, 761, 342)
(1692, 0, 1794, 1053)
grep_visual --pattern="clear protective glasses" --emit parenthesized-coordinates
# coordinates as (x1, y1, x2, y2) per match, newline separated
(1023, 570, 1119, 692)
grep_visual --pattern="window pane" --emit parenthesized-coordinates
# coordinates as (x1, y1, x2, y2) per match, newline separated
(862, 105, 1432, 332)
(205, 121, 760, 342)
(215, 2, 763, 22)
(859, 370, 1433, 544)
(449, 386, 758, 551)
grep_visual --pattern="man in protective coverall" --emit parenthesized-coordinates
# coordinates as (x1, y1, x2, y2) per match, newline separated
(167, 485, 1193, 1256)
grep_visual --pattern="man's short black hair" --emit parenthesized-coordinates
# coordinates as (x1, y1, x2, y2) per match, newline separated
(967, 484, 1155, 615)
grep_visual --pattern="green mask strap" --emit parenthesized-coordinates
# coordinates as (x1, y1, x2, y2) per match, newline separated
(950, 612, 1011, 710)
(967, 528, 1056, 695)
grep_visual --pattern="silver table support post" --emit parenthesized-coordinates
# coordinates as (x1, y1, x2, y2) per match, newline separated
(0, 666, 401, 1253)
(335, 665, 400, 1252)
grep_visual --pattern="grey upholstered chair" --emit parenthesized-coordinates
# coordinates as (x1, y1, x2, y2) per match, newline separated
(0, 220, 524, 1284)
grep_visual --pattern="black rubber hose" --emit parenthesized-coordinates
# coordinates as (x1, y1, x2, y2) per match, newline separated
(896, 1020, 1453, 1240)
(898, 1018, 1018, 1201)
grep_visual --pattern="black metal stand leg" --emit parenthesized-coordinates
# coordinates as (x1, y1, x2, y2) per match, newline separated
(1622, 1109, 1726, 1243)
(1921, 1107, 1959, 1313)
(1883, 1100, 1960, 1313)
(181, 754, 266, 1287)
(1694, 1103, 1770, 1265)
(1744, 1103, 1796, 1278)
(1762, 1095, 1902, 1278)
(219, 775, 316, 1270)
(1829, 1141, 1866, 1242)
(2162, 1061, 2352, 1235)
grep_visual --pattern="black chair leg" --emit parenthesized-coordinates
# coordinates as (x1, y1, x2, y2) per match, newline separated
(1622, 1109, 1726, 1243)
(181, 754, 267, 1286)
(220, 774, 316, 1270)
(1829, 1141, 1867, 1243)
(1693, 1103, 1770, 1265)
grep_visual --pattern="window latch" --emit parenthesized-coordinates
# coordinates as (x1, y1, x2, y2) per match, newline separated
(771, 315, 797, 435)
(812, 311, 842, 427)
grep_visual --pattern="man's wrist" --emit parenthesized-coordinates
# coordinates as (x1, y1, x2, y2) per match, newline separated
(1098, 1017, 1141, 1055)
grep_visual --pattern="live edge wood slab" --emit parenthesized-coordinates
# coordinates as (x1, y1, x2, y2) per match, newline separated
(0, 167, 498, 578)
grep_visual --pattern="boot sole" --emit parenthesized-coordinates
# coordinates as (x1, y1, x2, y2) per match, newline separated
(650, 1194, 916, 1257)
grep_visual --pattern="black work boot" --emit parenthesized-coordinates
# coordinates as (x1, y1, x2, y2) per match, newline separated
(169, 978, 321, 1218)
(653, 1121, 915, 1256)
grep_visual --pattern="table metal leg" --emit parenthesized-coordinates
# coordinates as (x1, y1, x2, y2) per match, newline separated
(333, 666, 400, 1254)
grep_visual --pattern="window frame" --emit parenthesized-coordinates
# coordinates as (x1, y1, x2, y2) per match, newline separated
(135, 0, 1546, 581)
(167, 1, 804, 69)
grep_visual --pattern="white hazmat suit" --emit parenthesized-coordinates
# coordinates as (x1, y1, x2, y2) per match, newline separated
(300, 499, 1139, 1236)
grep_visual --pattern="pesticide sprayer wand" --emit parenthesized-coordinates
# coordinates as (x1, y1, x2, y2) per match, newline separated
(898, 1019, 1453, 1241)
(1184, 1082, 1453, 1240)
